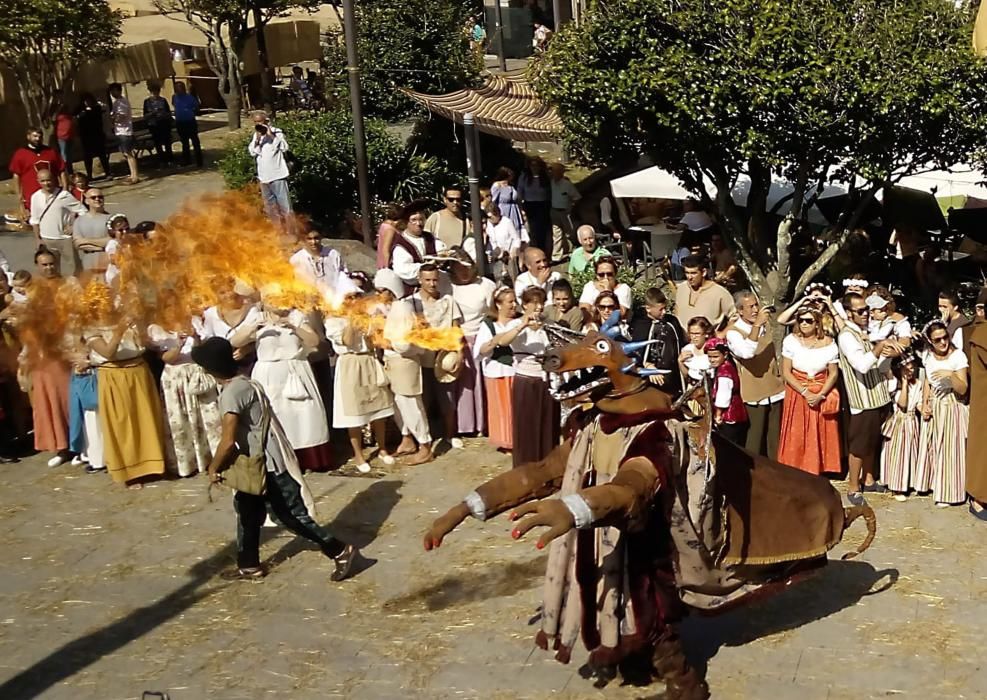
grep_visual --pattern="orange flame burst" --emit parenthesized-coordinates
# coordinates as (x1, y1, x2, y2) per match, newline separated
(15, 192, 463, 359)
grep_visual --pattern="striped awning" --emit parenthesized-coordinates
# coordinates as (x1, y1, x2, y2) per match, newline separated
(403, 70, 562, 142)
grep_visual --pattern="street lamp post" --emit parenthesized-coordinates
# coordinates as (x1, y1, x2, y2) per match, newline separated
(464, 113, 488, 277)
(492, 0, 507, 72)
(342, 0, 373, 249)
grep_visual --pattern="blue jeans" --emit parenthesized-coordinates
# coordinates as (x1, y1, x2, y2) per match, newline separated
(260, 178, 292, 226)
(57, 139, 74, 174)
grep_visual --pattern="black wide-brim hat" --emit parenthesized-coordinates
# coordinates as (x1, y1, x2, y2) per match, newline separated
(191, 337, 238, 380)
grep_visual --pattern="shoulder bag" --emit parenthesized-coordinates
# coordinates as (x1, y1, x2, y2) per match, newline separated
(218, 380, 269, 496)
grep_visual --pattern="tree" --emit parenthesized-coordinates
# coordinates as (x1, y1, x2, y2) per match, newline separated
(533, 0, 987, 313)
(322, 0, 482, 121)
(0, 0, 122, 132)
(153, 0, 317, 128)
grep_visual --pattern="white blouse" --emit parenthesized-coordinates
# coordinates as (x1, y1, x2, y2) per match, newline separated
(255, 310, 310, 362)
(200, 304, 262, 341)
(473, 318, 516, 379)
(681, 345, 709, 380)
(507, 319, 550, 379)
(147, 317, 205, 364)
(452, 278, 496, 337)
(922, 348, 968, 398)
(782, 335, 839, 376)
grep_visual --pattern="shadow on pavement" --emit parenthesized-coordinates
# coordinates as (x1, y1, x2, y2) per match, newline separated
(0, 478, 400, 699)
(682, 559, 899, 670)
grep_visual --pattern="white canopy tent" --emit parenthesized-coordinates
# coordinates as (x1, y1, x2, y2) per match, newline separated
(608, 166, 844, 226)
(893, 165, 987, 200)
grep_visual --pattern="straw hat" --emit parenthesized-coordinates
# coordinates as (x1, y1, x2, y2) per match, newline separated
(434, 349, 463, 383)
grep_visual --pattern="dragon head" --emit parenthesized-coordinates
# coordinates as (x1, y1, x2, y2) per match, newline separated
(541, 311, 676, 415)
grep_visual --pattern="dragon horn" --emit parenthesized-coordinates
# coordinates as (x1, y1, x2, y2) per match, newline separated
(619, 339, 661, 355)
(600, 309, 622, 338)
(635, 368, 666, 377)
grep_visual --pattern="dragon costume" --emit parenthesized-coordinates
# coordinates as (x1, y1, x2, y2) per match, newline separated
(424, 313, 875, 700)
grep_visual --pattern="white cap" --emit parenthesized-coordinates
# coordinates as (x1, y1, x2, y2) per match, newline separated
(373, 269, 405, 299)
(865, 293, 888, 310)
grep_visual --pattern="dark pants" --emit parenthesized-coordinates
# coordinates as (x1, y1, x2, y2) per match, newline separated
(745, 401, 781, 459)
(234, 470, 345, 569)
(81, 138, 111, 180)
(717, 421, 749, 446)
(149, 122, 173, 164)
(523, 201, 552, 258)
(176, 120, 203, 166)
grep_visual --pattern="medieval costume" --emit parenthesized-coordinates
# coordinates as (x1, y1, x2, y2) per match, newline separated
(451, 276, 495, 435)
(148, 322, 222, 477)
(881, 367, 924, 496)
(967, 319, 987, 504)
(778, 334, 841, 474)
(508, 320, 559, 466)
(916, 346, 969, 505)
(725, 317, 784, 458)
(475, 318, 515, 450)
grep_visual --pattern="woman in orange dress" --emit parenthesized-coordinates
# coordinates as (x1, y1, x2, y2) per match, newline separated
(474, 286, 518, 451)
(778, 306, 842, 474)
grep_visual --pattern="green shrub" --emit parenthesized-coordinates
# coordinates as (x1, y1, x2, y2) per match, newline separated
(217, 108, 454, 228)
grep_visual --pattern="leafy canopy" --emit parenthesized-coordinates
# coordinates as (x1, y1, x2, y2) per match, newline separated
(533, 0, 987, 298)
(0, 0, 122, 129)
(323, 0, 482, 121)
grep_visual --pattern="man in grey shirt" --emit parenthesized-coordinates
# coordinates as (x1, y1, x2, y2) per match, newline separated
(72, 188, 111, 271)
(192, 337, 359, 581)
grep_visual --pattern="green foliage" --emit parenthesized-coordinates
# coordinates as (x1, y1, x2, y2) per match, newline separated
(533, 0, 987, 302)
(322, 0, 483, 121)
(0, 0, 122, 130)
(218, 107, 454, 226)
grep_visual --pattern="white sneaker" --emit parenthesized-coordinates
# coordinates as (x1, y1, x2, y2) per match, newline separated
(71, 455, 85, 466)
(449, 437, 464, 450)
(356, 462, 372, 474)
(47, 454, 67, 468)
(379, 453, 395, 466)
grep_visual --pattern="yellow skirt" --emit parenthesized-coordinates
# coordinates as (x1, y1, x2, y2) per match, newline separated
(97, 359, 167, 484)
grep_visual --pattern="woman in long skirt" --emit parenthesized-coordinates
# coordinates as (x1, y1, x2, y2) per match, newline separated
(233, 302, 332, 472)
(325, 313, 394, 472)
(32, 355, 72, 466)
(777, 308, 841, 474)
(450, 253, 496, 436)
(86, 322, 167, 488)
(474, 287, 518, 451)
(488, 287, 558, 467)
(148, 319, 222, 477)
(915, 321, 969, 506)
(881, 354, 923, 501)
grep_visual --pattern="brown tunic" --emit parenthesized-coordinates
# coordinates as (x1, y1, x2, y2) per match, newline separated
(965, 322, 987, 502)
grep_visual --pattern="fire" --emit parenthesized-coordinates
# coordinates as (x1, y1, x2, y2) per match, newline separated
(14, 192, 463, 361)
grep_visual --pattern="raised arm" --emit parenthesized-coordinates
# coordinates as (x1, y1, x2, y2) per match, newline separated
(423, 438, 572, 550)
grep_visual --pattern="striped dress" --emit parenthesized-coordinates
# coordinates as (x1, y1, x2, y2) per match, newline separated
(880, 371, 923, 493)
(915, 350, 969, 504)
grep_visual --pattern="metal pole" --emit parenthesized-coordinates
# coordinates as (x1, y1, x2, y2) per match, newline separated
(492, 0, 507, 72)
(342, 0, 373, 249)
(464, 113, 488, 278)
(552, 0, 564, 30)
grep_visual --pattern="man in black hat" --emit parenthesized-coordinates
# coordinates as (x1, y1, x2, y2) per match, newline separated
(192, 337, 359, 581)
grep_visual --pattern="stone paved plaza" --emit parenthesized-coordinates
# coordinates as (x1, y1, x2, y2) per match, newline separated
(0, 439, 985, 700)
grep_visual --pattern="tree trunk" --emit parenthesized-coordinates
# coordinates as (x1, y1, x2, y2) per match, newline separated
(252, 8, 274, 115)
(224, 88, 242, 130)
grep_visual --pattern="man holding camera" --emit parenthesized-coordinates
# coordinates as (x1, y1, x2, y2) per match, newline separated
(725, 290, 785, 458)
(248, 110, 292, 228)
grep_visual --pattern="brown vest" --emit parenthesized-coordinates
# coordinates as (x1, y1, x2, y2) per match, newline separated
(390, 231, 437, 265)
(728, 322, 784, 403)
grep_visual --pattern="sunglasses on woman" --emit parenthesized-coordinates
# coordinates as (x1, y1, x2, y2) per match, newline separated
(797, 317, 815, 324)
(597, 304, 617, 311)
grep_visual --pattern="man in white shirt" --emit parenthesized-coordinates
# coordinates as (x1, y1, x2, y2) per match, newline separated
(724, 290, 785, 458)
(549, 162, 581, 258)
(837, 292, 897, 505)
(514, 247, 560, 306)
(247, 110, 292, 228)
(289, 229, 359, 305)
(30, 169, 86, 276)
(410, 264, 464, 451)
(390, 208, 447, 287)
(108, 83, 139, 184)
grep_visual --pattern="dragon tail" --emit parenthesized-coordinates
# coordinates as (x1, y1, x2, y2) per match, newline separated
(840, 504, 877, 560)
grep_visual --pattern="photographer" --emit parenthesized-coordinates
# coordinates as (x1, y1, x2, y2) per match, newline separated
(724, 290, 785, 459)
(247, 111, 292, 227)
